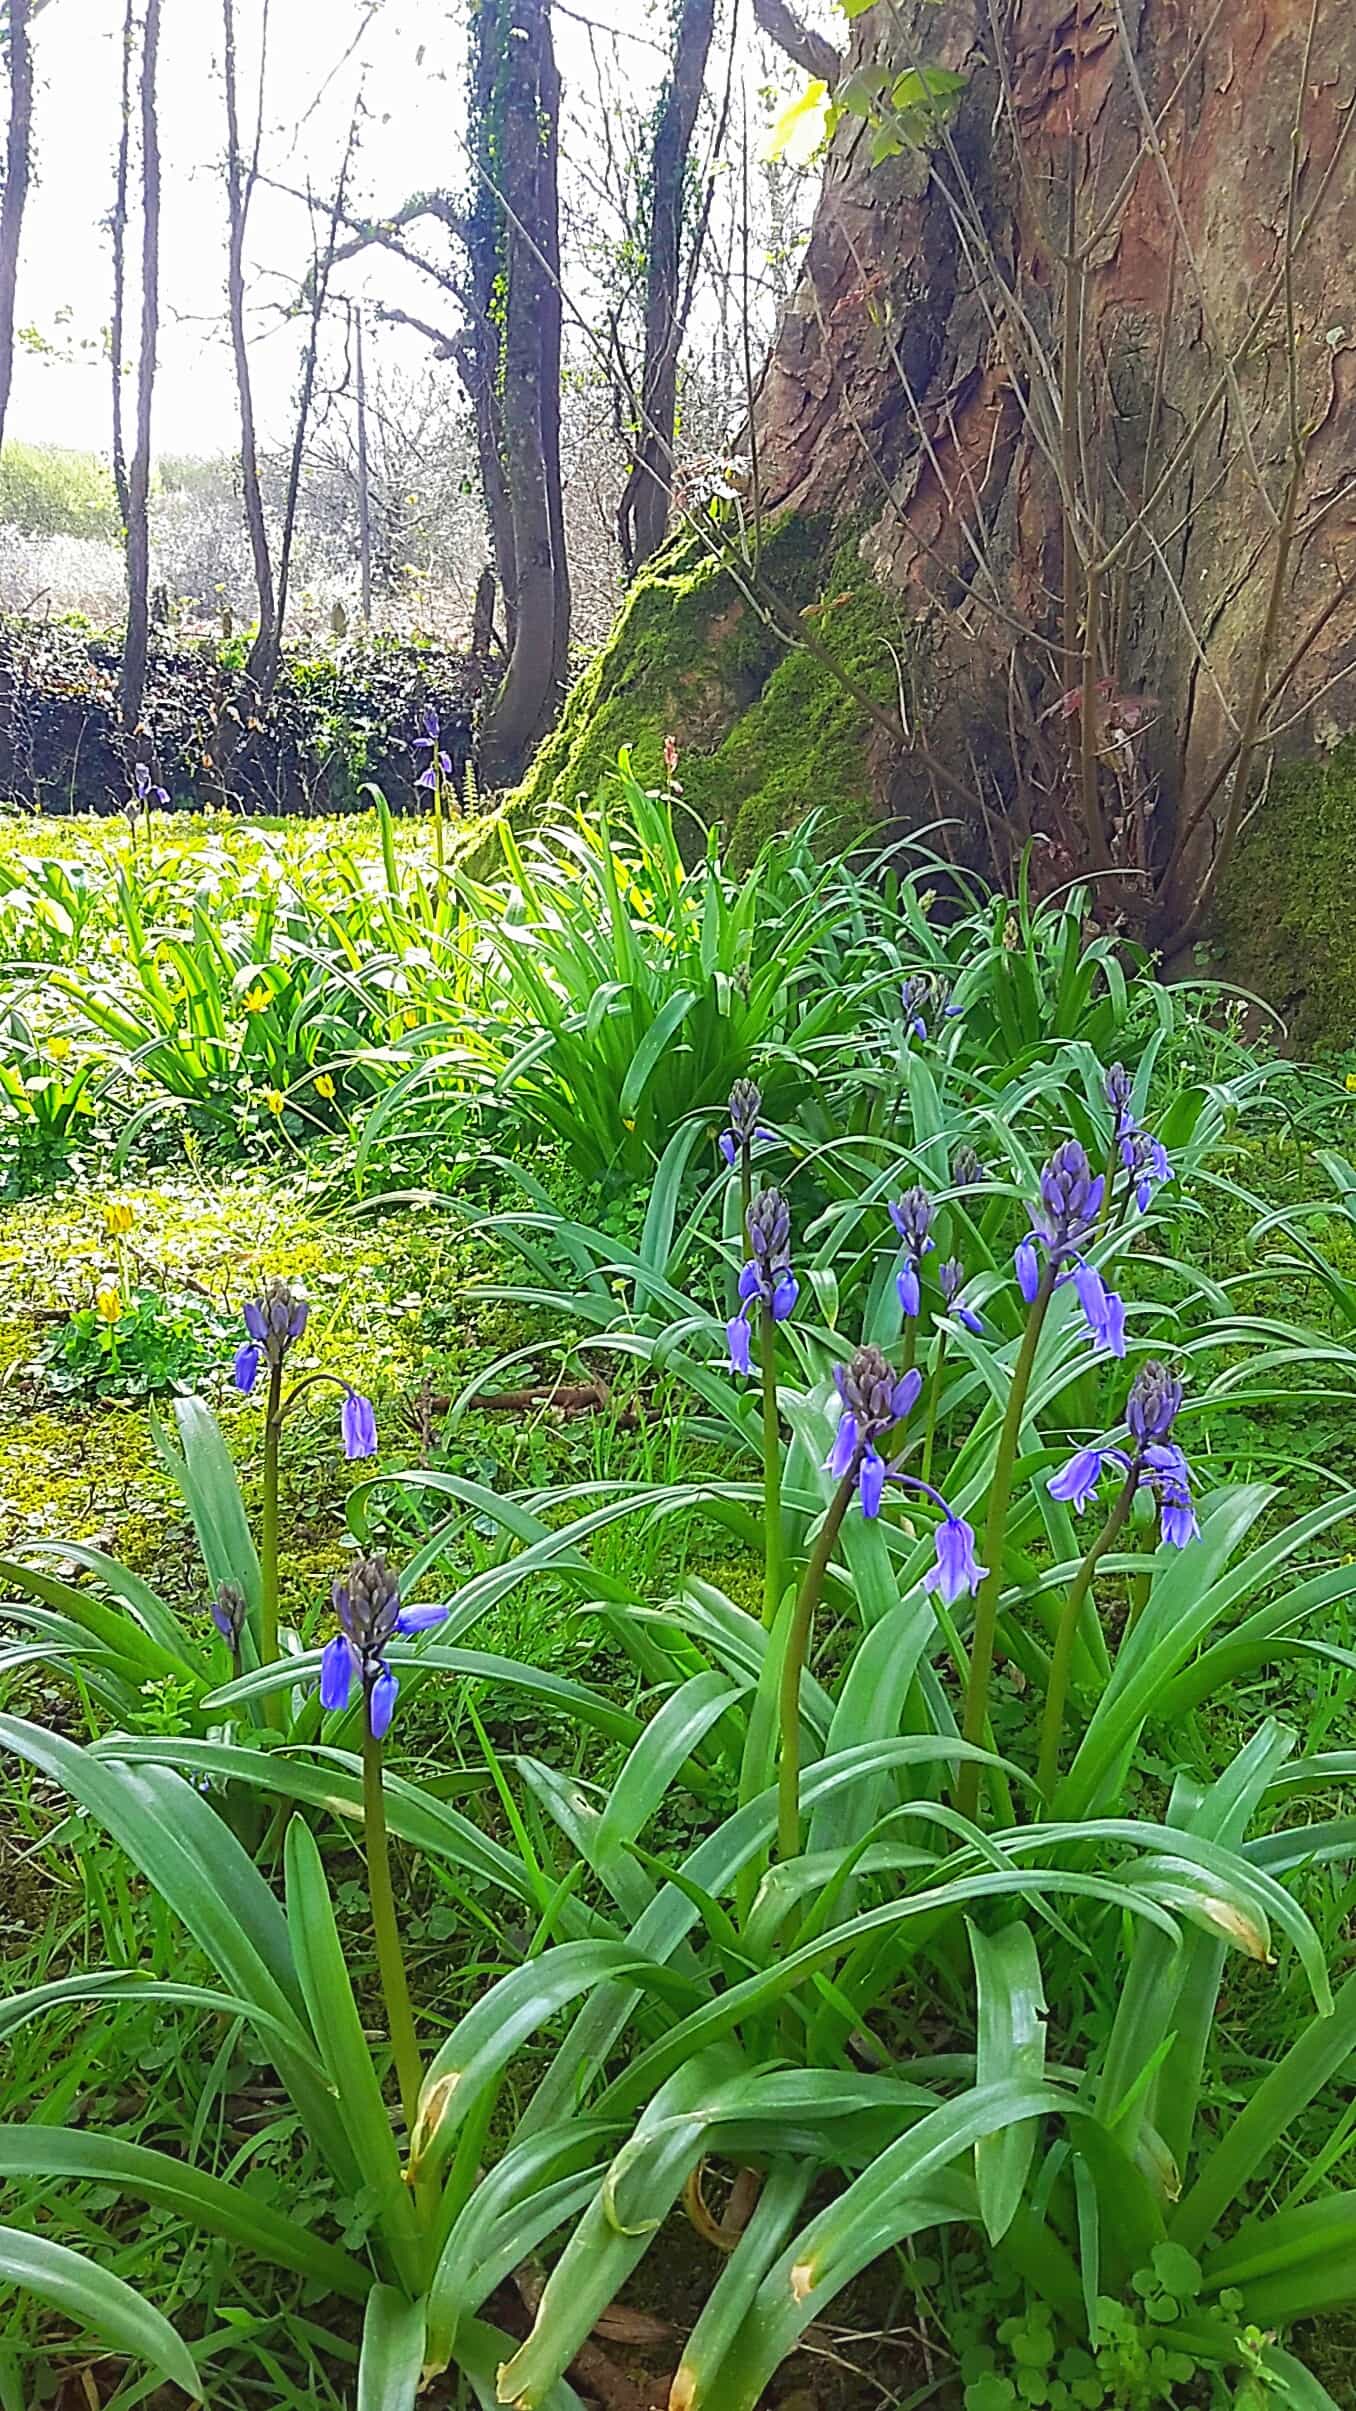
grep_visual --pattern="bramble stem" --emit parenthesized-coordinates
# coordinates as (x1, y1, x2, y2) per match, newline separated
(362, 1720, 425, 2140)
(759, 1304, 784, 1629)
(957, 1264, 1057, 1819)
(778, 1472, 856, 1860)
(1037, 1469, 1136, 1802)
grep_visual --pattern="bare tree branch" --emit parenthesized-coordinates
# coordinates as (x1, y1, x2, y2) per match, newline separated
(751, 0, 841, 87)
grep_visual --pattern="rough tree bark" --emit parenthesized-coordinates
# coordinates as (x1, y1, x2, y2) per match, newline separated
(617, 0, 717, 577)
(479, 0, 570, 786)
(0, 0, 35, 457)
(120, 0, 161, 745)
(534, 0, 1355, 989)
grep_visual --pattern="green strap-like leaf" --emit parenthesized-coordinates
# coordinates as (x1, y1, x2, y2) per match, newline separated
(356, 2286, 426, 2411)
(0, 2224, 201, 2397)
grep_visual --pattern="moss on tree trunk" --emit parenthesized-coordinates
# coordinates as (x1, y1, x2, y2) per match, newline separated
(1213, 736, 1356, 1050)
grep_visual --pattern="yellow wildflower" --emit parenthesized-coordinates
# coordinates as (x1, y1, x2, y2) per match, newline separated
(243, 984, 271, 1014)
(103, 1201, 135, 1237)
(264, 1088, 286, 1117)
(1346, 1072, 1356, 1094)
(315, 1072, 337, 1101)
(96, 1283, 123, 1325)
(48, 1035, 73, 1063)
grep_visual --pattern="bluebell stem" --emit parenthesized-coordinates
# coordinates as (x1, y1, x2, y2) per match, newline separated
(889, 1187, 935, 1320)
(938, 1257, 983, 1334)
(1046, 1359, 1199, 1548)
(727, 1187, 797, 1375)
(1017, 1139, 1126, 1356)
(318, 1552, 447, 1741)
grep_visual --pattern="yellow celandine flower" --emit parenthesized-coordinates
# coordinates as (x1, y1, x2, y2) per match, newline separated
(243, 984, 271, 1014)
(1346, 1072, 1356, 1094)
(315, 1072, 337, 1101)
(96, 1283, 122, 1325)
(47, 1036, 73, 1063)
(264, 1089, 286, 1117)
(103, 1201, 135, 1237)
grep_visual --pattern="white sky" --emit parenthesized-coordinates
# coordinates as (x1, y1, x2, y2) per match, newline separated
(8, 0, 748, 458)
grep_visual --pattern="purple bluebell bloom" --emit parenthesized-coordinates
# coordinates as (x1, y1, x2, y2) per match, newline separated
(209, 1580, 248, 1650)
(1017, 1140, 1130, 1349)
(727, 1188, 797, 1374)
(318, 1552, 448, 1740)
(1047, 1362, 1198, 1547)
(1105, 1064, 1172, 1211)
(938, 1257, 983, 1334)
(234, 1277, 309, 1391)
(890, 1187, 935, 1320)
(951, 1144, 986, 1190)
(414, 706, 453, 790)
(925, 1511, 988, 1606)
(132, 761, 168, 807)
(1073, 1260, 1127, 1358)
(900, 975, 931, 1041)
(830, 1345, 923, 1518)
(341, 1389, 378, 1460)
(718, 1077, 775, 1169)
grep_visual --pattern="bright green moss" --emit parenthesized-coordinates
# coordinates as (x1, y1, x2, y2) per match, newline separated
(515, 520, 906, 862)
(1214, 735, 1356, 1048)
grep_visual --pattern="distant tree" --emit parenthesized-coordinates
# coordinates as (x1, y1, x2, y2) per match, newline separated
(221, 0, 277, 688)
(0, 0, 35, 457)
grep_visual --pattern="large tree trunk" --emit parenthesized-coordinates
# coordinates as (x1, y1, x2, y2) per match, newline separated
(480, 0, 569, 786)
(0, 0, 35, 457)
(527, 0, 1355, 1015)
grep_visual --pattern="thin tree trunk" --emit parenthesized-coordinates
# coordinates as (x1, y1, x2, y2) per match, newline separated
(481, 0, 567, 784)
(109, 0, 133, 526)
(121, 0, 161, 745)
(0, 0, 36, 458)
(354, 302, 372, 623)
(617, 0, 717, 576)
(222, 0, 276, 686)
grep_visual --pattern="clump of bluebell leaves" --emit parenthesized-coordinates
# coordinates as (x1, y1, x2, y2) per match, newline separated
(232, 1275, 377, 1459)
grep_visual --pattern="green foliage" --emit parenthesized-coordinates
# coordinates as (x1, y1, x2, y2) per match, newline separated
(0, 441, 120, 541)
(36, 1282, 225, 1403)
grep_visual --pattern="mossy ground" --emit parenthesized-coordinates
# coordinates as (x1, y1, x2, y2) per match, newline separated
(1214, 734, 1356, 1051)
(514, 521, 907, 864)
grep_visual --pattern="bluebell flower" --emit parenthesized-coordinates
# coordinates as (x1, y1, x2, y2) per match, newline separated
(900, 975, 930, 1040)
(1017, 1140, 1127, 1349)
(318, 1553, 448, 1740)
(830, 1345, 923, 1517)
(233, 1278, 309, 1392)
(341, 1389, 378, 1460)
(1046, 1362, 1198, 1547)
(132, 762, 168, 807)
(951, 1143, 986, 1189)
(938, 1257, 983, 1334)
(727, 1188, 797, 1373)
(924, 1511, 988, 1605)
(718, 1077, 775, 1168)
(1105, 1064, 1172, 1211)
(210, 1580, 247, 1649)
(414, 705, 453, 791)
(890, 1187, 935, 1319)
(1073, 1261, 1127, 1358)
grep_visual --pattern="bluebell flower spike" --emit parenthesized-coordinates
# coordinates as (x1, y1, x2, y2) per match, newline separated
(318, 1553, 448, 1740)
(938, 1257, 983, 1335)
(1047, 1362, 1198, 1548)
(727, 1187, 797, 1375)
(889, 1187, 935, 1321)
